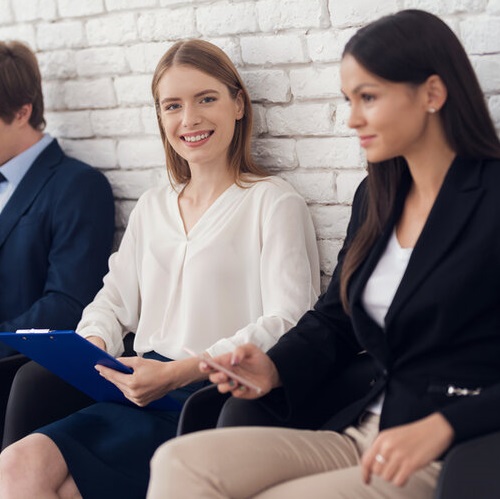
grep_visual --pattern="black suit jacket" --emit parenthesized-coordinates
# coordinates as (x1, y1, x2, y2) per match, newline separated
(268, 156, 500, 446)
(0, 139, 115, 358)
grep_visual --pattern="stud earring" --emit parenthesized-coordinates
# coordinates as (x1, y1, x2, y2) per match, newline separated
(428, 107, 436, 114)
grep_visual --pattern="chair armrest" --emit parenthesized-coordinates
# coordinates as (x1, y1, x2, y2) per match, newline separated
(176, 385, 230, 436)
(435, 430, 500, 499)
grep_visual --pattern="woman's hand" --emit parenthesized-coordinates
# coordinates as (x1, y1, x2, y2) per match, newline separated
(200, 343, 281, 399)
(86, 335, 107, 351)
(361, 412, 454, 487)
(95, 356, 203, 407)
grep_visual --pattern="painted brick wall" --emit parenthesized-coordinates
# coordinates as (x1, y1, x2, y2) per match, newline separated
(1, 0, 499, 285)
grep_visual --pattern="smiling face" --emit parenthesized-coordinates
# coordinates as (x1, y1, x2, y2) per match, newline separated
(157, 64, 244, 172)
(340, 54, 433, 164)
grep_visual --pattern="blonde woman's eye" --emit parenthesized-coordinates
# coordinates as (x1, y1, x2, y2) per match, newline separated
(201, 96, 216, 104)
(164, 103, 181, 111)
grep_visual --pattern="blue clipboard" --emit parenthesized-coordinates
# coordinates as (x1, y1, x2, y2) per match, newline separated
(0, 330, 181, 411)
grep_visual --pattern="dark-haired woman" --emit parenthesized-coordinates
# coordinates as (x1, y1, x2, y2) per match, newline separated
(0, 40, 320, 498)
(148, 10, 500, 499)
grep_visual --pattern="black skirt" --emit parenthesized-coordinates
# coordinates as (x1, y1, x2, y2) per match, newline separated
(35, 353, 209, 499)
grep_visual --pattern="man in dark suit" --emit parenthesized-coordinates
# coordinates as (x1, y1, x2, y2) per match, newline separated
(0, 41, 115, 438)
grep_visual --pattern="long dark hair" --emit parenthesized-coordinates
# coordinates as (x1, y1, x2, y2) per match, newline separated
(340, 9, 500, 311)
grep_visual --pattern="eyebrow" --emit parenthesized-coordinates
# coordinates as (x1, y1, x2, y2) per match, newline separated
(160, 89, 220, 105)
(341, 83, 380, 96)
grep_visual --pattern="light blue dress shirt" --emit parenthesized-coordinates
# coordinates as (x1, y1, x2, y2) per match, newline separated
(0, 133, 53, 214)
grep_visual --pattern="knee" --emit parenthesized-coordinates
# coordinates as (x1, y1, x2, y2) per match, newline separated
(0, 439, 31, 484)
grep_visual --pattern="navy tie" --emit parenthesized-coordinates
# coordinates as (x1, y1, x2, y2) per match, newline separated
(0, 172, 6, 183)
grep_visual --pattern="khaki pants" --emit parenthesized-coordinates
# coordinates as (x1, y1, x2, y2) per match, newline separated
(147, 413, 441, 498)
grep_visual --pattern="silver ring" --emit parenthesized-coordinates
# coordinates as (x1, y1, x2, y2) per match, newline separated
(375, 454, 386, 465)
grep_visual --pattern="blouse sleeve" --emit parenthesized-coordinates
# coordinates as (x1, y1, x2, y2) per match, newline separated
(206, 190, 321, 357)
(76, 205, 141, 357)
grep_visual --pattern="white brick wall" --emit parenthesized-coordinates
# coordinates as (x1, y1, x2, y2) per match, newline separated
(2, 0, 498, 282)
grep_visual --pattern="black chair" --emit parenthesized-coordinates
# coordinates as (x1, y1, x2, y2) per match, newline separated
(177, 352, 377, 435)
(434, 430, 500, 499)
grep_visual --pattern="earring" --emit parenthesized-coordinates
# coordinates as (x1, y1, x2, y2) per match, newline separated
(428, 107, 437, 114)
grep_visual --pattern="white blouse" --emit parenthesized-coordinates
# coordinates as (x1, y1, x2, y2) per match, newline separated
(76, 176, 320, 360)
(362, 228, 413, 415)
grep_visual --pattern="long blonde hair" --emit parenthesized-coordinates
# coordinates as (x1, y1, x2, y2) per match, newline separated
(151, 39, 267, 186)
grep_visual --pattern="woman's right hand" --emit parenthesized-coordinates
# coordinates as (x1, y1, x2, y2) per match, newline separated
(86, 335, 107, 351)
(200, 343, 281, 399)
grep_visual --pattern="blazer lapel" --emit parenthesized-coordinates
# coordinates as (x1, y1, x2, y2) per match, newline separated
(348, 174, 411, 366)
(0, 140, 62, 249)
(384, 156, 484, 328)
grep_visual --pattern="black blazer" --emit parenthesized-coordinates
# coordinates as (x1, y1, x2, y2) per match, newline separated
(267, 156, 500, 446)
(0, 140, 115, 357)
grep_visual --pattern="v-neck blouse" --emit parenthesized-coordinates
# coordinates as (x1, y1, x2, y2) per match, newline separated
(76, 176, 320, 359)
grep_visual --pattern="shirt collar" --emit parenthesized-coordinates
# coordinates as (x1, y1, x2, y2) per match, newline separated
(0, 134, 54, 189)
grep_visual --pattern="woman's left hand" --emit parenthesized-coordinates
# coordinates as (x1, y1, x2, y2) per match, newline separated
(361, 412, 454, 487)
(95, 356, 203, 407)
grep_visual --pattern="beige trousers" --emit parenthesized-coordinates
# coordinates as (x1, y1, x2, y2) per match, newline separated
(147, 413, 441, 499)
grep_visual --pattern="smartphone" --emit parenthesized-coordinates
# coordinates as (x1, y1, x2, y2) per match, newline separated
(183, 347, 263, 394)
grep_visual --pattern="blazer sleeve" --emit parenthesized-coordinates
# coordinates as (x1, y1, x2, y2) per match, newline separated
(0, 165, 115, 335)
(266, 178, 368, 412)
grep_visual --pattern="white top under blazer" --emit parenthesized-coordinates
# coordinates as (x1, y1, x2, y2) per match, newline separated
(76, 176, 320, 360)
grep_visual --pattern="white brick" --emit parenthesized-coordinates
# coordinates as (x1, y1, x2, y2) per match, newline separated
(36, 22, 84, 50)
(197, 3, 257, 36)
(329, 0, 398, 28)
(309, 204, 351, 239)
(64, 79, 116, 109)
(336, 171, 366, 204)
(280, 171, 336, 203)
(267, 103, 334, 136)
(317, 239, 343, 275)
(404, 0, 487, 15)
(76, 47, 129, 76)
(91, 108, 143, 136)
(471, 55, 500, 93)
(126, 42, 172, 73)
(37, 50, 77, 79)
(45, 111, 93, 139)
(488, 95, 500, 129)
(290, 66, 341, 99)
(307, 28, 357, 62)
(12, 0, 57, 22)
(105, 168, 167, 199)
(138, 9, 196, 41)
(296, 137, 361, 168)
(209, 38, 243, 68)
(117, 138, 165, 168)
(252, 105, 268, 136)
(257, 0, 329, 31)
(241, 70, 290, 103)
(160, 0, 194, 5)
(0, 0, 13, 24)
(461, 16, 500, 54)
(115, 75, 153, 106)
(115, 199, 137, 230)
(252, 138, 297, 170)
(0, 25, 36, 48)
(105, 0, 157, 10)
(86, 13, 138, 46)
(58, 0, 104, 17)
(141, 106, 160, 135)
(42, 81, 66, 111)
(334, 100, 356, 136)
(241, 35, 308, 65)
(59, 138, 117, 169)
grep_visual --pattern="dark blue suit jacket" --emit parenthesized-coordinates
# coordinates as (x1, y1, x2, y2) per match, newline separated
(268, 156, 500, 448)
(0, 139, 115, 358)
